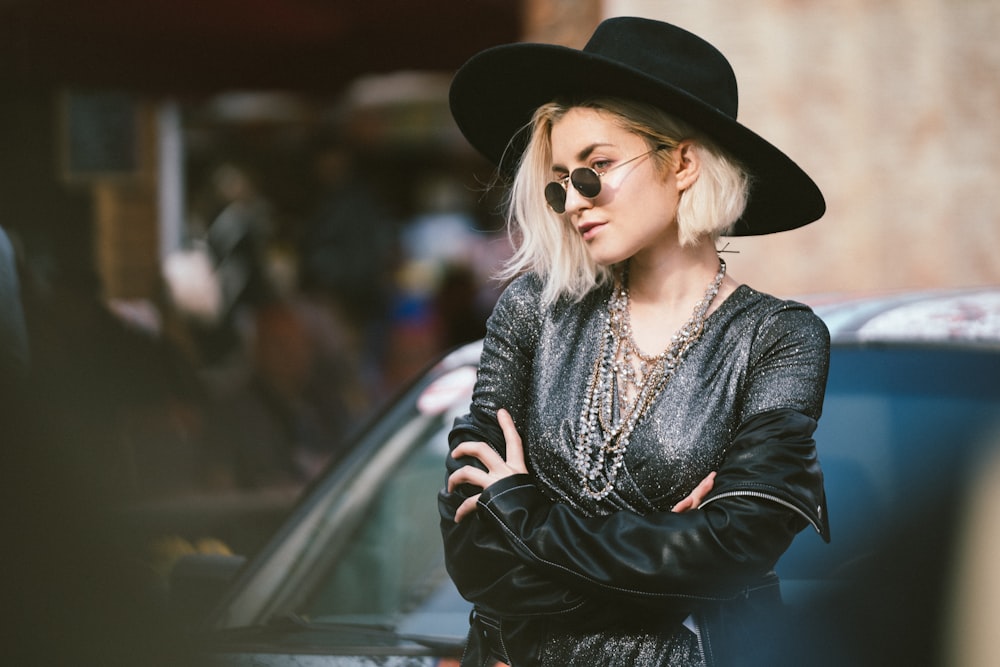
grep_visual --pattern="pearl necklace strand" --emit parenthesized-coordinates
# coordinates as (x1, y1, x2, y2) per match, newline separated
(575, 258, 727, 500)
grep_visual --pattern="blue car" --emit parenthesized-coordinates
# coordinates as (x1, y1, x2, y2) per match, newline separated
(191, 287, 1000, 666)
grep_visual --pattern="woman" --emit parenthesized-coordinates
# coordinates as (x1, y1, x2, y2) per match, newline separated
(438, 17, 830, 667)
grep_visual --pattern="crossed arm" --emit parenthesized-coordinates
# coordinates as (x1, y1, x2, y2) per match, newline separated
(447, 408, 716, 523)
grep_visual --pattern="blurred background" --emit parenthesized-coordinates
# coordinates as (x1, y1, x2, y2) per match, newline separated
(0, 0, 997, 662)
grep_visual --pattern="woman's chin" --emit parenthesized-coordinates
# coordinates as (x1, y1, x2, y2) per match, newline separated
(586, 247, 629, 268)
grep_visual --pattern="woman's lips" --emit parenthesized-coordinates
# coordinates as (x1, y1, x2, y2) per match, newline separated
(578, 220, 605, 241)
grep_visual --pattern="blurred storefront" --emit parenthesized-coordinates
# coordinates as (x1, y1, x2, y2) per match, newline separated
(1, 1, 543, 562)
(0, 1, 606, 563)
(2, 0, 524, 300)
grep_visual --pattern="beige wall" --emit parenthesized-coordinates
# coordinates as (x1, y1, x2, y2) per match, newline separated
(603, 0, 1000, 297)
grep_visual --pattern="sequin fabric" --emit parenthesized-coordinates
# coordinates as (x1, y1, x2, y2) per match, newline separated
(469, 273, 830, 665)
(541, 624, 705, 667)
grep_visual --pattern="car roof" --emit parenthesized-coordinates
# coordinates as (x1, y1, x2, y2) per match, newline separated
(436, 287, 1000, 373)
(801, 287, 1000, 347)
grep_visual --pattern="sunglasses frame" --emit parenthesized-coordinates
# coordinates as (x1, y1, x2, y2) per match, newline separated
(544, 146, 666, 213)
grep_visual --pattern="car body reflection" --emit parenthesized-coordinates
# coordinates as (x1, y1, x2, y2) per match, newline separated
(192, 287, 1000, 666)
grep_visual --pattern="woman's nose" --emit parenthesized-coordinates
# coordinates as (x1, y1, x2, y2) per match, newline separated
(563, 181, 593, 214)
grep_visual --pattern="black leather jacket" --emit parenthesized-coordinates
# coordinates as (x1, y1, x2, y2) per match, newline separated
(439, 407, 829, 666)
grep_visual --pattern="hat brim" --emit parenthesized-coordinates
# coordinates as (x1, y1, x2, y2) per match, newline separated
(449, 42, 825, 236)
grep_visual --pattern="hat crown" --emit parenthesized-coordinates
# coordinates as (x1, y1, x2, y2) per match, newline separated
(447, 16, 825, 235)
(583, 17, 738, 119)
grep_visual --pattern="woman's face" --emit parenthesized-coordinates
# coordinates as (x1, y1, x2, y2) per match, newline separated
(548, 107, 683, 267)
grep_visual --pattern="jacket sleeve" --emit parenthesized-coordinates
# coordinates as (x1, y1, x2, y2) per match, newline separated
(440, 412, 594, 617)
(439, 275, 600, 618)
(473, 407, 827, 607)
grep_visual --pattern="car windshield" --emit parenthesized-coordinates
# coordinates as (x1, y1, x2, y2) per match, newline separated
(296, 414, 465, 637)
(206, 350, 480, 644)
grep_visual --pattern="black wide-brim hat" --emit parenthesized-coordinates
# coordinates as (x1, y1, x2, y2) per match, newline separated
(449, 17, 825, 236)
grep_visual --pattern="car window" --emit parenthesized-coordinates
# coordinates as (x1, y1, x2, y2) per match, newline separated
(777, 344, 1000, 584)
(257, 362, 478, 639)
(300, 418, 461, 626)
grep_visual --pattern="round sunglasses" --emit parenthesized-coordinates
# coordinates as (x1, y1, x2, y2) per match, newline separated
(543, 146, 666, 213)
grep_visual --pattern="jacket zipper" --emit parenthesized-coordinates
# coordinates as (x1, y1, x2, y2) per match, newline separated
(699, 489, 823, 536)
(694, 610, 717, 667)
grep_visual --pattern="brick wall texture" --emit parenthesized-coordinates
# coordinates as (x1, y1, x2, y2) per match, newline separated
(601, 0, 1000, 297)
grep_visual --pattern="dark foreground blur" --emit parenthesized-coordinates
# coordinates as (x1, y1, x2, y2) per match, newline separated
(0, 151, 508, 662)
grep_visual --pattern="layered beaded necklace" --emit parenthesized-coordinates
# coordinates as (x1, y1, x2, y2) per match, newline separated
(575, 258, 726, 500)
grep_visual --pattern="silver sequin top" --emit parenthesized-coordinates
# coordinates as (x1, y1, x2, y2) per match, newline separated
(469, 273, 830, 665)
(475, 273, 828, 516)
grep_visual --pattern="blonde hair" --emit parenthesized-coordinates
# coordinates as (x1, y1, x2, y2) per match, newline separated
(498, 98, 749, 305)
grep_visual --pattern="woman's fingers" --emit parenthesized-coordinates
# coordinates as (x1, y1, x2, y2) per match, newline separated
(447, 462, 491, 492)
(671, 496, 693, 513)
(497, 408, 526, 472)
(672, 471, 717, 513)
(451, 440, 505, 468)
(453, 493, 481, 523)
(447, 440, 507, 493)
(448, 408, 529, 521)
(693, 471, 717, 500)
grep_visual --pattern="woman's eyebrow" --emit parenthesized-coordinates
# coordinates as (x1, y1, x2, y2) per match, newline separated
(576, 142, 614, 162)
(552, 142, 615, 170)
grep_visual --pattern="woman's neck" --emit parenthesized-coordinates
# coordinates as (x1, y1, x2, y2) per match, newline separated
(620, 240, 736, 356)
(625, 240, 725, 309)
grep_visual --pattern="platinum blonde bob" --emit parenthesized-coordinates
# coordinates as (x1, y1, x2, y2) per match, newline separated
(498, 98, 750, 306)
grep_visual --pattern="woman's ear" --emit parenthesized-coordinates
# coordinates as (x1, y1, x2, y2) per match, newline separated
(674, 141, 701, 191)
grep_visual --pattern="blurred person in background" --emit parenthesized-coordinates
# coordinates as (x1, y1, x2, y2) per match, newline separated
(386, 173, 499, 388)
(178, 162, 278, 368)
(2, 227, 190, 665)
(18, 209, 208, 503)
(203, 297, 365, 490)
(299, 140, 398, 396)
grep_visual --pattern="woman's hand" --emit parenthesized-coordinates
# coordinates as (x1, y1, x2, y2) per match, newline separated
(448, 408, 527, 523)
(671, 471, 716, 513)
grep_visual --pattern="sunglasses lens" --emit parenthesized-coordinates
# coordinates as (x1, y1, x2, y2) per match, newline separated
(544, 181, 567, 213)
(544, 168, 603, 213)
(570, 168, 602, 198)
